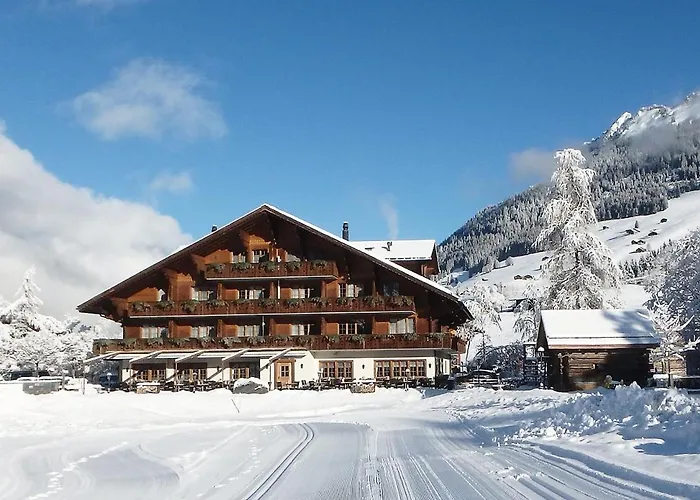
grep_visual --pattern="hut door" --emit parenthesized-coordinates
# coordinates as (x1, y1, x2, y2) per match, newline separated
(276, 360, 294, 388)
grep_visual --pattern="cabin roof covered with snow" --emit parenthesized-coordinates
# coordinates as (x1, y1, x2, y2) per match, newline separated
(349, 239, 436, 261)
(539, 309, 660, 349)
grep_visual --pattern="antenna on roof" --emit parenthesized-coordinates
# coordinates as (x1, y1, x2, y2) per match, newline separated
(342, 222, 349, 240)
(386, 241, 392, 250)
(211, 225, 218, 232)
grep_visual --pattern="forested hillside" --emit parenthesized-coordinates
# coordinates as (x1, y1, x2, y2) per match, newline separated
(439, 95, 700, 276)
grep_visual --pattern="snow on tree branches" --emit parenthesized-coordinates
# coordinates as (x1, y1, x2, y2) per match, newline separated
(456, 283, 506, 359)
(514, 284, 543, 342)
(0, 268, 100, 376)
(536, 149, 622, 310)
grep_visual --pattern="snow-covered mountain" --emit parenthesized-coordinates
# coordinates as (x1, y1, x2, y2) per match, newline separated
(440, 90, 700, 276)
(596, 92, 700, 144)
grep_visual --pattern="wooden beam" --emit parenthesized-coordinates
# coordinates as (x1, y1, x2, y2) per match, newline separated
(221, 349, 249, 362)
(128, 350, 164, 364)
(260, 348, 293, 371)
(175, 350, 205, 363)
(85, 352, 118, 365)
(191, 254, 206, 273)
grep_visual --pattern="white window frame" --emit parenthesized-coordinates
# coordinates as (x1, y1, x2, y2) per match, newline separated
(290, 286, 313, 299)
(191, 325, 214, 338)
(389, 318, 415, 335)
(241, 288, 264, 300)
(291, 323, 312, 336)
(251, 249, 268, 263)
(339, 322, 360, 335)
(239, 324, 260, 337)
(141, 326, 165, 339)
(232, 252, 246, 263)
(339, 283, 362, 298)
(191, 287, 214, 301)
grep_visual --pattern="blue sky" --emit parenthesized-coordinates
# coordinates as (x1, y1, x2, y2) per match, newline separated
(2, 0, 700, 244)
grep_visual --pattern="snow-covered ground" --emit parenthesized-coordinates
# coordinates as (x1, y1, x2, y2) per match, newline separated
(449, 190, 700, 355)
(2, 384, 699, 499)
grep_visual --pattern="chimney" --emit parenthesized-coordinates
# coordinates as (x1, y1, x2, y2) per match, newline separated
(342, 222, 349, 240)
(211, 225, 218, 232)
(386, 241, 392, 251)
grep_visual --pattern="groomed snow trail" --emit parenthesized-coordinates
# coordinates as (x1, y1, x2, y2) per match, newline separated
(2, 407, 697, 499)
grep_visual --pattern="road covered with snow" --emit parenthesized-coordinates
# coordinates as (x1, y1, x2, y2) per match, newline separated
(1, 384, 700, 499)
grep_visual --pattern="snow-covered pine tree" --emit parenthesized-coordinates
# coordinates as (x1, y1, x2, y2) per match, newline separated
(457, 283, 506, 362)
(536, 149, 622, 309)
(645, 301, 697, 380)
(513, 284, 543, 342)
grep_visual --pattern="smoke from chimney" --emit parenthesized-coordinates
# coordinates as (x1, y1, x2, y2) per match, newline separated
(342, 222, 349, 240)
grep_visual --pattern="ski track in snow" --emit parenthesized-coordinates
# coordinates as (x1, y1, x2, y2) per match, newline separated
(1, 409, 696, 500)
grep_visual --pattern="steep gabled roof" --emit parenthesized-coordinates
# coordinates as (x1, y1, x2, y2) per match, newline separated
(349, 239, 436, 262)
(540, 309, 659, 349)
(78, 204, 469, 319)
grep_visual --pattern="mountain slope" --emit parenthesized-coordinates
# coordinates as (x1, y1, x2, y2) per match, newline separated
(440, 91, 700, 276)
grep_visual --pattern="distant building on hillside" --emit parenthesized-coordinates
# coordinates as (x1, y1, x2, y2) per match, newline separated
(78, 205, 471, 390)
(537, 309, 659, 391)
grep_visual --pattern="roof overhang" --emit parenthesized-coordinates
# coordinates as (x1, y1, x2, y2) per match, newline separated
(107, 349, 308, 362)
(77, 204, 471, 322)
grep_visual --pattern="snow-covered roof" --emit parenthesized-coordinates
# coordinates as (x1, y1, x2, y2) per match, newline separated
(540, 309, 660, 349)
(349, 240, 436, 262)
(79, 204, 467, 317)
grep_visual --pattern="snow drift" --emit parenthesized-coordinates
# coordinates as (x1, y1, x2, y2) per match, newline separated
(510, 384, 700, 451)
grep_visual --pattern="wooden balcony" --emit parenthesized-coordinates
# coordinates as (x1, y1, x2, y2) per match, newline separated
(127, 295, 416, 317)
(204, 260, 339, 280)
(93, 333, 464, 354)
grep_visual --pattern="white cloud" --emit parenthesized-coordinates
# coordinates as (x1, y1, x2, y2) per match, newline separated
(0, 125, 192, 321)
(71, 58, 227, 141)
(147, 171, 193, 195)
(379, 195, 399, 240)
(509, 148, 557, 180)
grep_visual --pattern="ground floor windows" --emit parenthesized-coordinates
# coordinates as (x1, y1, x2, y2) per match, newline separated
(375, 360, 426, 379)
(177, 364, 207, 382)
(133, 365, 166, 381)
(319, 360, 353, 379)
(230, 362, 259, 380)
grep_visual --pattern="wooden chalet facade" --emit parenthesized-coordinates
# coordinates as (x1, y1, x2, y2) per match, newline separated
(78, 205, 471, 389)
(537, 309, 659, 391)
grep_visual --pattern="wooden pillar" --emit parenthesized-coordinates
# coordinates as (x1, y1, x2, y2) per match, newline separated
(217, 319, 224, 337)
(321, 281, 327, 298)
(168, 320, 176, 338)
(217, 283, 224, 300)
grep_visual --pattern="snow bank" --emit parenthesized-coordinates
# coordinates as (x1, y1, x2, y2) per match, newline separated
(0, 385, 421, 438)
(510, 384, 700, 451)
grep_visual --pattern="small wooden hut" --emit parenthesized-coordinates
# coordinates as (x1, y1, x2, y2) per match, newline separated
(537, 309, 659, 391)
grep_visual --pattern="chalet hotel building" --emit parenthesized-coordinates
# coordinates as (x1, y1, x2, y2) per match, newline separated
(79, 205, 471, 389)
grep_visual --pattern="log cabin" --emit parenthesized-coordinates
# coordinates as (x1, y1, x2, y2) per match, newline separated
(537, 309, 659, 391)
(78, 204, 472, 389)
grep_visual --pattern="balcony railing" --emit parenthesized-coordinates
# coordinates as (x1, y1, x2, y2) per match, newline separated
(93, 333, 464, 354)
(204, 260, 339, 280)
(128, 295, 416, 317)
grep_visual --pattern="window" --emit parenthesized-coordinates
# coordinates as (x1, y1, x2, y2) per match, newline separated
(232, 252, 246, 263)
(279, 365, 290, 378)
(320, 361, 353, 379)
(339, 322, 361, 335)
(375, 360, 391, 378)
(389, 318, 415, 334)
(177, 365, 206, 382)
(191, 325, 214, 338)
(382, 281, 399, 296)
(375, 360, 426, 379)
(339, 283, 362, 298)
(192, 287, 214, 301)
(251, 249, 269, 263)
(240, 288, 264, 300)
(291, 323, 313, 336)
(134, 365, 165, 381)
(141, 326, 166, 339)
(290, 286, 314, 299)
(239, 324, 260, 337)
(231, 362, 258, 379)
